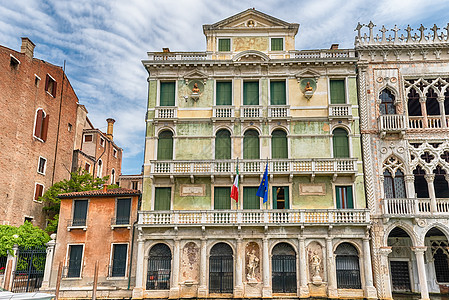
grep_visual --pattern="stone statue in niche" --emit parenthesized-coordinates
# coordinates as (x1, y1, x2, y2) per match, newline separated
(300, 78, 316, 100)
(311, 252, 322, 284)
(245, 242, 260, 283)
(192, 83, 200, 94)
(307, 241, 323, 286)
(305, 81, 313, 92)
(246, 250, 259, 282)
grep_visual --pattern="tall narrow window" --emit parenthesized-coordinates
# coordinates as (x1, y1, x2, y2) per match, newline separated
(209, 243, 233, 293)
(379, 89, 396, 115)
(330, 79, 346, 104)
(116, 198, 131, 225)
(272, 186, 289, 209)
(272, 243, 296, 293)
(407, 88, 422, 116)
(147, 244, 172, 290)
(160, 82, 175, 106)
(37, 157, 46, 174)
(72, 200, 88, 226)
(243, 187, 259, 209)
(67, 245, 83, 278)
(96, 159, 103, 177)
(214, 187, 231, 210)
(216, 82, 232, 105)
(335, 243, 361, 289)
(157, 131, 173, 160)
(332, 128, 349, 158)
(444, 89, 449, 116)
(413, 166, 429, 198)
(154, 187, 171, 210)
(215, 129, 231, 159)
(271, 38, 283, 51)
(434, 166, 449, 198)
(111, 169, 116, 185)
(426, 88, 440, 115)
(111, 244, 127, 277)
(45, 74, 57, 97)
(383, 169, 406, 198)
(243, 81, 259, 105)
(270, 81, 286, 105)
(218, 39, 231, 52)
(336, 186, 353, 209)
(34, 184, 44, 201)
(243, 130, 259, 159)
(34, 109, 49, 141)
(271, 130, 288, 159)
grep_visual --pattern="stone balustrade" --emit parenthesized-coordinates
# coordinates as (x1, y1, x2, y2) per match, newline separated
(329, 104, 352, 118)
(213, 106, 234, 118)
(268, 105, 290, 118)
(155, 106, 177, 119)
(379, 115, 449, 132)
(241, 105, 262, 119)
(382, 198, 449, 216)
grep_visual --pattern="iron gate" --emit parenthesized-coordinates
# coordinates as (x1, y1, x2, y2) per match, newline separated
(390, 261, 411, 292)
(336, 255, 361, 289)
(272, 254, 297, 293)
(209, 255, 233, 293)
(12, 247, 46, 293)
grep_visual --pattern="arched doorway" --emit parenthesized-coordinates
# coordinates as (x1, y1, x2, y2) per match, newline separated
(209, 243, 233, 293)
(147, 243, 172, 290)
(272, 243, 297, 293)
(387, 227, 413, 292)
(335, 243, 361, 289)
(426, 228, 449, 284)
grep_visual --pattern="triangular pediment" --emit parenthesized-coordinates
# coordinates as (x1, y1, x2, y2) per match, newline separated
(295, 68, 322, 80)
(183, 69, 208, 80)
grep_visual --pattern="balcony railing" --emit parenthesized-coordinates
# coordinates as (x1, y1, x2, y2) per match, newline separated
(139, 209, 370, 226)
(329, 104, 352, 118)
(241, 106, 262, 119)
(155, 107, 177, 119)
(408, 115, 447, 129)
(213, 106, 234, 118)
(150, 158, 357, 175)
(382, 198, 449, 216)
(268, 105, 290, 118)
(378, 115, 407, 132)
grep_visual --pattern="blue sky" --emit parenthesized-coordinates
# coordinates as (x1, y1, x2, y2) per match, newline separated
(1, 0, 448, 174)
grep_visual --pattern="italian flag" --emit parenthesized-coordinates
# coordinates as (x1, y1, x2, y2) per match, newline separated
(231, 163, 239, 202)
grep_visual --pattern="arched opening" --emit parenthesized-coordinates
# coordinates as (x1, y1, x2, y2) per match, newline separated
(271, 129, 288, 159)
(433, 166, 449, 198)
(407, 88, 422, 116)
(147, 244, 172, 290)
(111, 169, 116, 185)
(215, 129, 231, 160)
(272, 243, 297, 293)
(387, 227, 413, 292)
(379, 89, 396, 115)
(157, 131, 173, 160)
(332, 128, 349, 158)
(383, 169, 406, 199)
(335, 243, 361, 289)
(426, 88, 440, 115)
(426, 228, 449, 284)
(209, 243, 233, 293)
(96, 159, 103, 178)
(413, 166, 429, 198)
(444, 89, 449, 116)
(243, 130, 259, 159)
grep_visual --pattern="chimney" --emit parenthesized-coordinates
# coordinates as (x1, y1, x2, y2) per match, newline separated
(330, 44, 339, 50)
(103, 184, 108, 192)
(162, 48, 170, 52)
(106, 118, 115, 141)
(21, 37, 35, 58)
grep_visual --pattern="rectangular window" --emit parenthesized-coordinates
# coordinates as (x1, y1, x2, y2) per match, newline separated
(243, 81, 259, 105)
(84, 134, 93, 142)
(67, 245, 83, 278)
(34, 109, 49, 142)
(336, 186, 353, 209)
(154, 187, 171, 210)
(272, 186, 289, 209)
(72, 200, 88, 226)
(216, 81, 232, 105)
(34, 184, 44, 201)
(330, 79, 346, 104)
(271, 38, 283, 51)
(100, 137, 105, 147)
(132, 181, 139, 190)
(111, 244, 127, 277)
(214, 187, 231, 210)
(116, 198, 131, 225)
(270, 81, 286, 105)
(10, 55, 19, 69)
(37, 157, 46, 174)
(113, 148, 117, 158)
(45, 74, 57, 97)
(84, 163, 91, 172)
(243, 187, 260, 209)
(160, 82, 175, 106)
(218, 38, 231, 52)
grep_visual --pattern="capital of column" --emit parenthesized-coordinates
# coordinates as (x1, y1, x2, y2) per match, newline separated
(419, 97, 427, 103)
(404, 175, 415, 183)
(425, 174, 435, 183)
(412, 246, 427, 254)
(326, 236, 333, 242)
(438, 96, 445, 103)
(378, 246, 392, 257)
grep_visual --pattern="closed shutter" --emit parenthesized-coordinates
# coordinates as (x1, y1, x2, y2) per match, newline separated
(41, 114, 49, 141)
(73, 200, 88, 225)
(112, 244, 128, 277)
(330, 80, 345, 104)
(271, 38, 283, 51)
(270, 81, 286, 105)
(68, 245, 83, 278)
(243, 130, 259, 159)
(157, 131, 173, 160)
(34, 109, 43, 138)
(34, 184, 43, 201)
(216, 82, 232, 105)
(333, 128, 349, 158)
(218, 39, 231, 51)
(116, 198, 131, 225)
(160, 82, 175, 106)
(243, 187, 259, 209)
(271, 130, 287, 159)
(215, 130, 231, 159)
(214, 187, 231, 210)
(155, 187, 171, 210)
(243, 82, 259, 105)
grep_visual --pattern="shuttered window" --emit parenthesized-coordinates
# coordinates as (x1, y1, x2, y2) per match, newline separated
(214, 187, 231, 210)
(154, 187, 171, 210)
(336, 186, 353, 209)
(271, 130, 288, 159)
(218, 39, 231, 52)
(160, 82, 175, 106)
(243, 81, 259, 105)
(243, 187, 259, 209)
(111, 244, 127, 277)
(271, 38, 283, 51)
(270, 81, 286, 105)
(215, 130, 231, 159)
(34, 109, 49, 141)
(330, 79, 346, 104)
(73, 200, 88, 226)
(67, 245, 83, 278)
(272, 186, 289, 209)
(243, 130, 259, 159)
(216, 82, 232, 105)
(332, 128, 349, 158)
(34, 184, 44, 201)
(157, 131, 173, 160)
(116, 198, 131, 225)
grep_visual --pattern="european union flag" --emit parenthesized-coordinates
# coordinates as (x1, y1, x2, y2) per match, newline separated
(256, 163, 269, 203)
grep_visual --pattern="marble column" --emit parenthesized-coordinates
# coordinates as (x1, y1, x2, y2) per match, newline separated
(234, 238, 244, 297)
(41, 234, 56, 289)
(132, 236, 145, 299)
(326, 237, 338, 298)
(362, 237, 377, 298)
(378, 247, 393, 300)
(425, 174, 437, 213)
(413, 247, 430, 300)
(438, 97, 446, 128)
(198, 238, 208, 297)
(262, 237, 271, 298)
(169, 239, 181, 298)
(298, 237, 309, 297)
(420, 97, 428, 128)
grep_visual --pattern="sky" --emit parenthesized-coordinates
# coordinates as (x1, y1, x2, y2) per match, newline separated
(1, 0, 448, 174)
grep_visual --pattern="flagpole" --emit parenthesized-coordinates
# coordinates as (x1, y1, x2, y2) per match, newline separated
(266, 157, 268, 210)
(236, 157, 238, 210)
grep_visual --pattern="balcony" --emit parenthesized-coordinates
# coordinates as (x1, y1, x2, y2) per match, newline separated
(329, 104, 352, 119)
(155, 106, 177, 119)
(240, 105, 262, 119)
(66, 219, 87, 231)
(213, 106, 234, 119)
(408, 116, 447, 129)
(110, 217, 131, 229)
(268, 105, 290, 119)
(139, 209, 370, 226)
(149, 158, 357, 176)
(382, 198, 449, 217)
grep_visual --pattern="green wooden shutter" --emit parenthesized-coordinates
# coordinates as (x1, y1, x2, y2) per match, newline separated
(216, 82, 232, 105)
(243, 82, 259, 105)
(270, 81, 286, 105)
(112, 244, 127, 277)
(336, 187, 342, 209)
(116, 198, 131, 225)
(243, 130, 259, 159)
(271, 38, 283, 51)
(154, 187, 171, 210)
(284, 187, 289, 209)
(218, 39, 231, 51)
(157, 131, 173, 160)
(73, 200, 88, 225)
(330, 80, 345, 104)
(160, 82, 175, 106)
(215, 130, 231, 159)
(243, 187, 259, 209)
(346, 186, 353, 209)
(271, 130, 288, 159)
(214, 187, 231, 210)
(68, 245, 83, 278)
(333, 128, 349, 158)
(272, 187, 277, 209)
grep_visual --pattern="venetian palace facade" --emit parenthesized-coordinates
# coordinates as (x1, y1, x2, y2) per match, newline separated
(137, 9, 376, 299)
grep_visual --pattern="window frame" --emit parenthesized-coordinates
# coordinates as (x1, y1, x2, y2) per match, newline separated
(270, 37, 284, 51)
(71, 199, 89, 227)
(100, 137, 105, 147)
(269, 79, 287, 105)
(109, 243, 129, 278)
(153, 186, 172, 211)
(111, 169, 116, 185)
(217, 38, 231, 52)
(242, 80, 260, 106)
(272, 186, 290, 209)
(115, 197, 131, 225)
(33, 108, 49, 142)
(334, 185, 355, 209)
(243, 129, 260, 159)
(45, 74, 57, 97)
(329, 78, 347, 105)
(113, 148, 118, 158)
(65, 244, 85, 278)
(242, 186, 260, 210)
(10, 54, 20, 69)
(84, 134, 93, 143)
(34, 183, 44, 203)
(214, 129, 232, 160)
(96, 159, 103, 178)
(84, 163, 91, 173)
(37, 156, 47, 175)
(213, 186, 232, 210)
(158, 80, 177, 107)
(331, 127, 351, 158)
(271, 129, 288, 159)
(215, 80, 233, 106)
(157, 130, 174, 160)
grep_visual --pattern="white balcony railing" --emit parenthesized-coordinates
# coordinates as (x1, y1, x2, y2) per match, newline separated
(382, 198, 449, 216)
(379, 115, 407, 132)
(150, 158, 357, 175)
(408, 116, 447, 129)
(213, 106, 234, 118)
(241, 106, 262, 118)
(155, 107, 177, 119)
(329, 104, 352, 118)
(139, 209, 370, 226)
(268, 106, 290, 118)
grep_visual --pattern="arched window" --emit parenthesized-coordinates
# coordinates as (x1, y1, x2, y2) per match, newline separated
(272, 243, 297, 293)
(157, 131, 173, 160)
(215, 129, 231, 159)
(379, 89, 396, 115)
(271, 130, 287, 159)
(407, 88, 422, 116)
(383, 169, 406, 198)
(413, 166, 429, 198)
(209, 243, 233, 293)
(434, 166, 449, 198)
(34, 109, 49, 141)
(96, 159, 103, 178)
(147, 244, 171, 290)
(111, 169, 116, 185)
(332, 128, 349, 158)
(426, 88, 440, 115)
(444, 89, 449, 116)
(243, 130, 259, 159)
(335, 243, 361, 289)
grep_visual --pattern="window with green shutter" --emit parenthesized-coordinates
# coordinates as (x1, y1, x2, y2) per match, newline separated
(272, 186, 289, 209)
(111, 244, 127, 277)
(243, 81, 259, 105)
(160, 82, 175, 106)
(332, 128, 349, 158)
(243, 187, 260, 209)
(216, 81, 232, 105)
(336, 186, 353, 209)
(243, 130, 259, 159)
(116, 198, 131, 225)
(270, 81, 286, 105)
(330, 79, 346, 104)
(271, 38, 283, 51)
(215, 129, 231, 159)
(67, 245, 83, 278)
(218, 38, 231, 52)
(154, 187, 171, 210)
(157, 131, 173, 160)
(214, 187, 231, 210)
(271, 130, 287, 159)
(73, 200, 88, 226)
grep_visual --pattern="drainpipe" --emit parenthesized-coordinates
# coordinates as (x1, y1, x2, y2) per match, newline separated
(128, 193, 141, 290)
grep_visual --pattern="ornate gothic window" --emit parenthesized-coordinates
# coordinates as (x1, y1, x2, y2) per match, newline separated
(384, 169, 406, 199)
(433, 166, 449, 198)
(413, 166, 429, 198)
(407, 88, 422, 116)
(379, 89, 396, 115)
(426, 88, 440, 115)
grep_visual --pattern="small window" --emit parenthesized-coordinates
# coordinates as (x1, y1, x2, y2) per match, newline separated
(131, 181, 139, 190)
(68, 123, 72, 132)
(116, 198, 131, 225)
(67, 245, 83, 278)
(113, 148, 117, 158)
(34, 109, 49, 142)
(34, 183, 44, 202)
(111, 244, 128, 277)
(72, 200, 88, 226)
(84, 134, 93, 142)
(111, 169, 116, 185)
(45, 74, 57, 97)
(84, 163, 91, 173)
(96, 159, 103, 178)
(37, 157, 46, 175)
(10, 55, 20, 69)
(336, 186, 353, 209)
(24, 217, 33, 223)
(34, 74, 41, 86)
(330, 79, 346, 104)
(271, 38, 283, 51)
(100, 137, 105, 147)
(154, 187, 171, 210)
(218, 38, 231, 52)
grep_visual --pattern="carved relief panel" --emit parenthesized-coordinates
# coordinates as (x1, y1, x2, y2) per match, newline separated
(180, 242, 200, 282)
(245, 242, 261, 283)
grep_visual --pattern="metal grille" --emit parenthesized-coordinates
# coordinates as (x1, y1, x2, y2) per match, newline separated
(336, 255, 361, 289)
(209, 243, 233, 293)
(12, 247, 46, 293)
(390, 261, 411, 291)
(272, 255, 297, 293)
(147, 244, 171, 290)
(434, 249, 449, 283)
